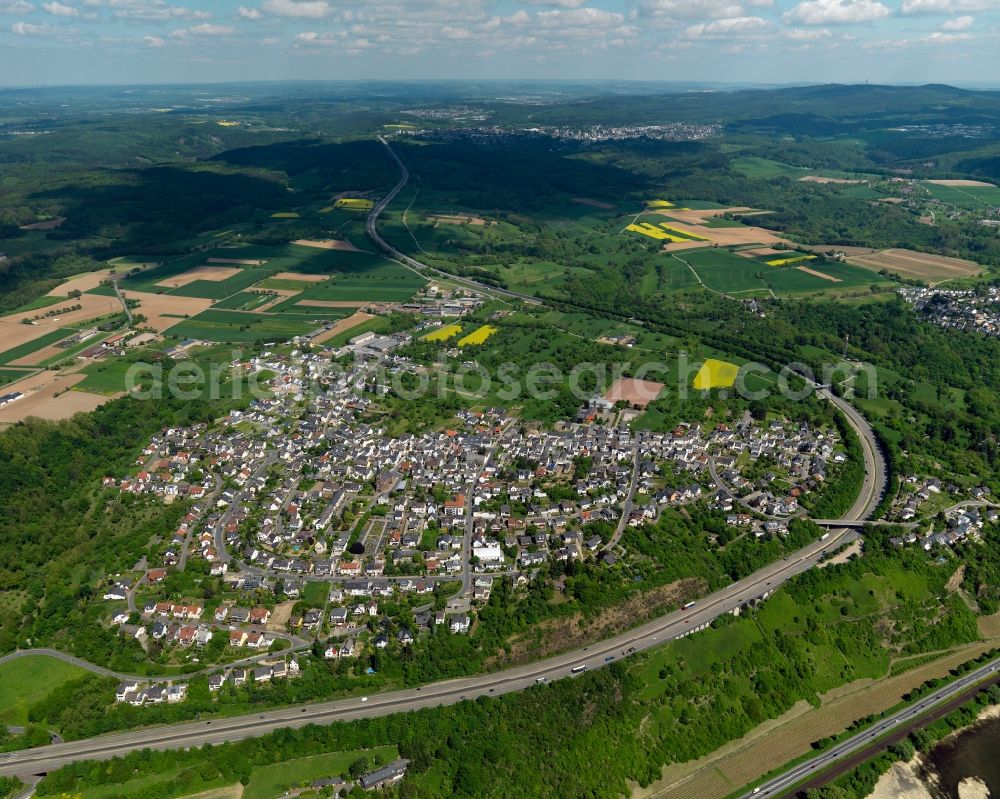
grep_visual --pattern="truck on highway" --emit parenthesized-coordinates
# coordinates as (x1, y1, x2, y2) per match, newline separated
(819, 533, 830, 542)
(682, 601, 696, 610)
(571, 665, 587, 674)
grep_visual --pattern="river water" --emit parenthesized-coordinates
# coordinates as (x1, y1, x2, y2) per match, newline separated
(926, 715, 1000, 797)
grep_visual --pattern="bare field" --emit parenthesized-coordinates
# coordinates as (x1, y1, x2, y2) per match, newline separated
(660, 240, 711, 253)
(7, 332, 102, 367)
(847, 248, 982, 282)
(926, 179, 997, 187)
(156, 265, 241, 288)
(0, 294, 120, 351)
(178, 784, 243, 799)
(738, 247, 786, 258)
(267, 601, 296, 632)
(797, 265, 841, 282)
(292, 238, 362, 252)
(0, 373, 117, 424)
(977, 610, 1000, 639)
(604, 377, 665, 408)
(310, 311, 375, 344)
(46, 268, 120, 297)
(206, 257, 267, 266)
(651, 208, 787, 246)
(643, 641, 998, 799)
(125, 291, 214, 332)
(572, 197, 617, 210)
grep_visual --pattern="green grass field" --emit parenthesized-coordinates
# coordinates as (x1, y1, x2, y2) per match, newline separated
(923, 181, 1000, 209)
(164, 309, 318, 342)
(4, 295, 66, 315)
(243, 746, 398, 799)
(0, 655, 89, 726)
(211, 291, 277, 311)
(255, 278, 320, 291)
(0, 368, 34, 387)
(0, 327, 78, 366)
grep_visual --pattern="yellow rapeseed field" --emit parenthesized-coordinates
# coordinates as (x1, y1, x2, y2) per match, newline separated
(422, 324, 463, 342)
(627, 222, 674, 241)
(646, 199, 675, 208)
(766, 254, 817, 267)
(658, 223, 708, 242)
(334, 198, 375, 211)
(458, 325, 498, 347)
(693, 359, 741, 390)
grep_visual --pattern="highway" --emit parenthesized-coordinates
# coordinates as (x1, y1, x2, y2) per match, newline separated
(737, 657, 1000, 799)
(0, 521, 861, 777)
(366, 137, 542, 306)
(0, 143, 898, 782)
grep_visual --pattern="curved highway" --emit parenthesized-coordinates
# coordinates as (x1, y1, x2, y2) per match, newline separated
(0, 142, 894, 781)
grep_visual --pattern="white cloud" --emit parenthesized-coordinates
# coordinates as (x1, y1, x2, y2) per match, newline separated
(171, 21, 232, 37)
(522, 0, 589, 6)
(684, 14, 771, 35)
(143, 33, 163, 45)
(0, 0, 33, 13)
(922, 28, 973, 39)
(43, 0, 78, 14)
(787, 25, 832, 36)
(941, 13, 974, 26)
(902, 0, 998, 12)
(12, 19, 54, 32)
(261, 0, 330, 18)
(236, 5, 261, 19)
(536, 7, 625, 26)
(783, 0, 890, 25)
(100, 1, 212, 23)
(639, 0, 746, 20)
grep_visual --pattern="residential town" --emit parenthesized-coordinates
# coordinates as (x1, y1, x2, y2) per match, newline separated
(96, 339, 849, 706)
(900, 285, 1000, 338)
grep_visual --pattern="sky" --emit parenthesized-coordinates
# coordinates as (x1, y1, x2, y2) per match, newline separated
(0, 0, 998, 87)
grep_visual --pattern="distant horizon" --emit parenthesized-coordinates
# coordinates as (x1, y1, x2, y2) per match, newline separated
(3, 78, 1000, 92)
(1, 0, 999, 88)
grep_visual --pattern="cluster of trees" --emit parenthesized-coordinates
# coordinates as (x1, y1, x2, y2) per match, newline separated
(0, 394, 242, 655)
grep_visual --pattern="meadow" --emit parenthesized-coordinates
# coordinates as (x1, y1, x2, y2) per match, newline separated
(0, 654, 89, 726)
(164, 310, 318, 342)
(923, 181, 1000, 209)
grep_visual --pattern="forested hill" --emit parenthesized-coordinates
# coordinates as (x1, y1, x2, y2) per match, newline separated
(0, 397, 222, 652)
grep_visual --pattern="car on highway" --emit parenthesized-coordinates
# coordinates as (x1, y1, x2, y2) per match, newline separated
(536, 677, 547, 683)
(360, 697, 368, 702)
